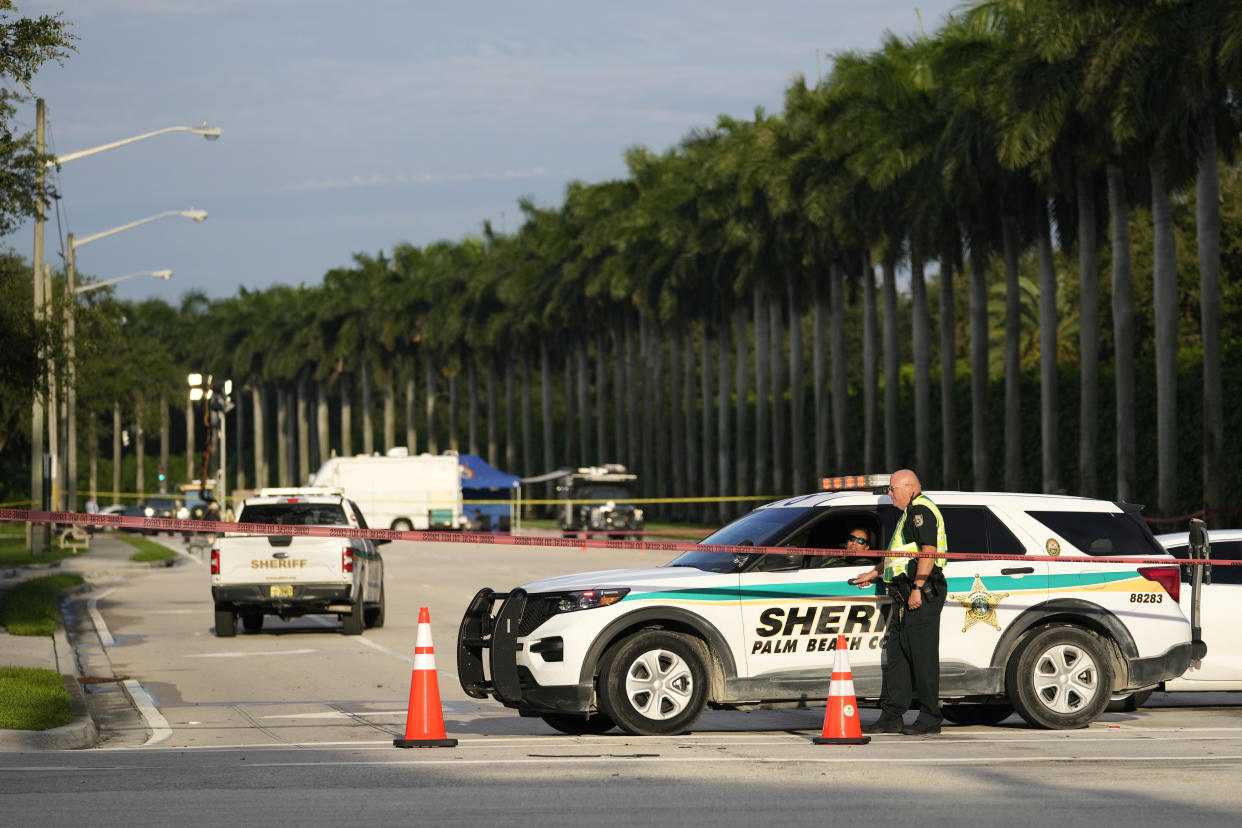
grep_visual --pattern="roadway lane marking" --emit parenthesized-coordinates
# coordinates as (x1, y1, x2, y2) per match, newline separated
(122, 680, 172, 746)
(88, 589, 115, 646)
(355, 636, 413, 663)
(184, 649, 318, 658)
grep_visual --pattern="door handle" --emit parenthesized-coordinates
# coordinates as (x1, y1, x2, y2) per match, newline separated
(1001, 567, 1034, 575)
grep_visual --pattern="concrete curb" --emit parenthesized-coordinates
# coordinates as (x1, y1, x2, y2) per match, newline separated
(0, 629, 98, 751)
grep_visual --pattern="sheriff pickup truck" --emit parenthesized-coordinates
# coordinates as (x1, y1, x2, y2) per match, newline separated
(210, 488, 387, 637)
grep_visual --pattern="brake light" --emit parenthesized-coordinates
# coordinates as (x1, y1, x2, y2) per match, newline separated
(210, 548, 220, 575)
(342, 546, 354, 573)
(1139, 566, 1180, 603)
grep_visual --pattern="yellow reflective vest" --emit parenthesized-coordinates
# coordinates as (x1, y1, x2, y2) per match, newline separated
(883, 493, 948, 582)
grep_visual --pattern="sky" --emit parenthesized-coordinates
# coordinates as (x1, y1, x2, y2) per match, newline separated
(7, 0, 961, 304)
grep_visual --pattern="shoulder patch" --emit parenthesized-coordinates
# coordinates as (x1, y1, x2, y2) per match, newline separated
(913, 512, 924, 528)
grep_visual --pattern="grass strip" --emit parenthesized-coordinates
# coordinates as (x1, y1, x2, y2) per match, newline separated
(0, 535, 80, 567)
(0, 667, 72, 730)
(1, 574, 84, 636)
(117, 535, 180, 563)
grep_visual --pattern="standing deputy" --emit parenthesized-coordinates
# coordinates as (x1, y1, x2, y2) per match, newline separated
(850, 469, 948, 736)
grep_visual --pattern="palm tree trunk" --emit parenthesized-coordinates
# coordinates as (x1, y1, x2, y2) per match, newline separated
(339, 374, 352, 458)
(595, 337, 606, 464)
(669, 330, 684, 511)
(753, 290, 770, 493)
(362, 362, 374, 456)
(1197, 124, 1223, 520)
(447, 372, 458, 453)
(911, 255, 930, 476)
(159, 395, 169, 493)
(768, 294, 786, 495)
(1037, 200, 1059, 494)
(939, 251, 957, 488)
(562, 350, 574, 465)
(683, 327, 699, 499)
(1151, 161, 1178, 514)
(277, 387, 290, 486)
(734, 305, 750, 512)
(468, 360, 478, 455)
(1002, 216, 1022, 491)
(830, 262, 848, 471)
(486, 359, 497, 465)
(185, 401, 195, 490)
(862, 253, 878, 472)
(383, 376, 396, 453)
(317, 380, 329, 469)
(540, 342, 553, 473)
(505, 356, 517, 472)
(788, 283, 804, 494)
(112, 402, 121, 505)
(405, 368, 418, 453)
(520, 355, 533, 478)
(882, 257, 900, 469)
(1077, 167, 1099, 498)
(297, 377, 310, 483)
(253, 383, 266, 488)
(577, 341, 590, 463)
(1108, 155, 1135, 502)
(717, 307, 732, 522)
(640, 318, 654, 493)
(235, 387, 246, 492)
(135, 403, 145, 499)
(651, 329, 666, 516)
(969, 251, 989, 490)
(423, 354, 437, 454)
(612, 330, 626, 463)
(814, 284, 829, 479)
(626, 313, 640, 478)
(699, 320, 714, 523)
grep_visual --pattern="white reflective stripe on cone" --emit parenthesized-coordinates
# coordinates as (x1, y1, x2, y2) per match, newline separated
(413, 653, 437, 671)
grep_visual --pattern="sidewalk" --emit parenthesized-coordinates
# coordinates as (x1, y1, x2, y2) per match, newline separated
(0, 532, 176, 750)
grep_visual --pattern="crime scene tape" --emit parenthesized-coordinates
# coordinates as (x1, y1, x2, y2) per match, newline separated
(1, 507, 1233, 568)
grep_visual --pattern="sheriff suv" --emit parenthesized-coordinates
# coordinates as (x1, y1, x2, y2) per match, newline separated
(458, 481, 1198, 735)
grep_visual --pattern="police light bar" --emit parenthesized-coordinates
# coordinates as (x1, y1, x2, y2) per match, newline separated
(821, 474, 891, 491)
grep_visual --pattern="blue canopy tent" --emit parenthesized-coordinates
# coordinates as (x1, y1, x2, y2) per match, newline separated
(458, 454, 521, 532)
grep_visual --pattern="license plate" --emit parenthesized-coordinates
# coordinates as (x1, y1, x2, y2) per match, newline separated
(269, 584, 293, 598)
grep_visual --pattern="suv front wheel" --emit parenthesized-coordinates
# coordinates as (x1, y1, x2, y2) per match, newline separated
(1006, 624, 1114, 729)
(598, 630, 708, 736)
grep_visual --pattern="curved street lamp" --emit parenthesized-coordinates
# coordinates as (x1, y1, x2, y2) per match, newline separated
(62, 209, 209, 512)
(75, 269, 173, 295)
(49, 123, 222, 166)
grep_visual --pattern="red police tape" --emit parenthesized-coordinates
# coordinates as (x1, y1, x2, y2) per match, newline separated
(1, 506, 1233, 568)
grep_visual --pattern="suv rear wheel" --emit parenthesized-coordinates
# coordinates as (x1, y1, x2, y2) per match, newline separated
(1006, 624, 1113, 729)
(214, 604, 237, 638)
(598, 630, 708, 736)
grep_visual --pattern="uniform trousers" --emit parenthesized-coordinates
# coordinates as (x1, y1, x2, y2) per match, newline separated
(879, 570, 947, 726)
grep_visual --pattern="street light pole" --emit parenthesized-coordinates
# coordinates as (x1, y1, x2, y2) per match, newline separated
(62, 209, 205, 513)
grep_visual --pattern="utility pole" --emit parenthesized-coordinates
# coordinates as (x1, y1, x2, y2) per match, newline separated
(29, 98, 47, 555)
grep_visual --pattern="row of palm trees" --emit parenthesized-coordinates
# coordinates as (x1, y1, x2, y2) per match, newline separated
(66, 0, 1238, 523)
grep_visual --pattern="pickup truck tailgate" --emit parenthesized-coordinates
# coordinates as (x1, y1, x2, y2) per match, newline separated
(215, 536, 349, 584)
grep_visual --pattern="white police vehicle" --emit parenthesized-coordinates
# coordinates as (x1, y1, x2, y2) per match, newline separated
(458, 479, 1199, 735)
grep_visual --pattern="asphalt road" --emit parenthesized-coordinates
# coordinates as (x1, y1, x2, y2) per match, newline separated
(1, 534, 1240, 826)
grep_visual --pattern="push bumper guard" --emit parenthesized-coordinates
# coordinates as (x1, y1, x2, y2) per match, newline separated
(457, 587, 594, 714)
(457, 587, 526, 706)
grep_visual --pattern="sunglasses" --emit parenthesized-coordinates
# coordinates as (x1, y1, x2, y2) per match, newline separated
(887, 483, 909, 493)
(846, 536, 868, 545)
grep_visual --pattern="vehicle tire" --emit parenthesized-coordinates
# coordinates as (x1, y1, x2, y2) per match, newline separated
(940, 703, 1015, 727)
(365, 584, 386, 629)
(214, 605, 237, 638)
(241, 612, 264, 633)
(1005, 624, 1114, 729)
(391, 518, 412, 532)
(342, 598, 365, 635)
(1106, 687, 1154, 713)
(597, 630, 708, 736)
(539, 712, 617, 735)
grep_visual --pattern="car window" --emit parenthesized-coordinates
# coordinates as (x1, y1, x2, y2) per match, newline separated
(782, 509, 883, 569)
(1167, 539, 1242, 586)
(939, 506, 1027, 558)
(239, 503, 349, 526)
(673, 507, 818, 572)
(1026, 509, 1166, 557)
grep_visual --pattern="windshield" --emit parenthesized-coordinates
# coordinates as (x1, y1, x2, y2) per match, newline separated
(573, 485, 634, 500)
(238, 503, 349, 526)
(668, 507, 816, 572)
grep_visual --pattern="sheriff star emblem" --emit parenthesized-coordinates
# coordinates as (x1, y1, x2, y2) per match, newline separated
(948, 575, 1009, 632)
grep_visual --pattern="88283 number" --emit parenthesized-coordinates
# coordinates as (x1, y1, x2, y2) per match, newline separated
(1129, 593, 1163, 603)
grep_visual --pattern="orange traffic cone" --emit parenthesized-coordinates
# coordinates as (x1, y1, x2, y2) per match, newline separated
(813, 634, 870, 745)
(394, 606, 458, 748)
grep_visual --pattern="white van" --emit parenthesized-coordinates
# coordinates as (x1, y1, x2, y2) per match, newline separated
(309, 449, 464, 531)
(458, 483, 1198, 735)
